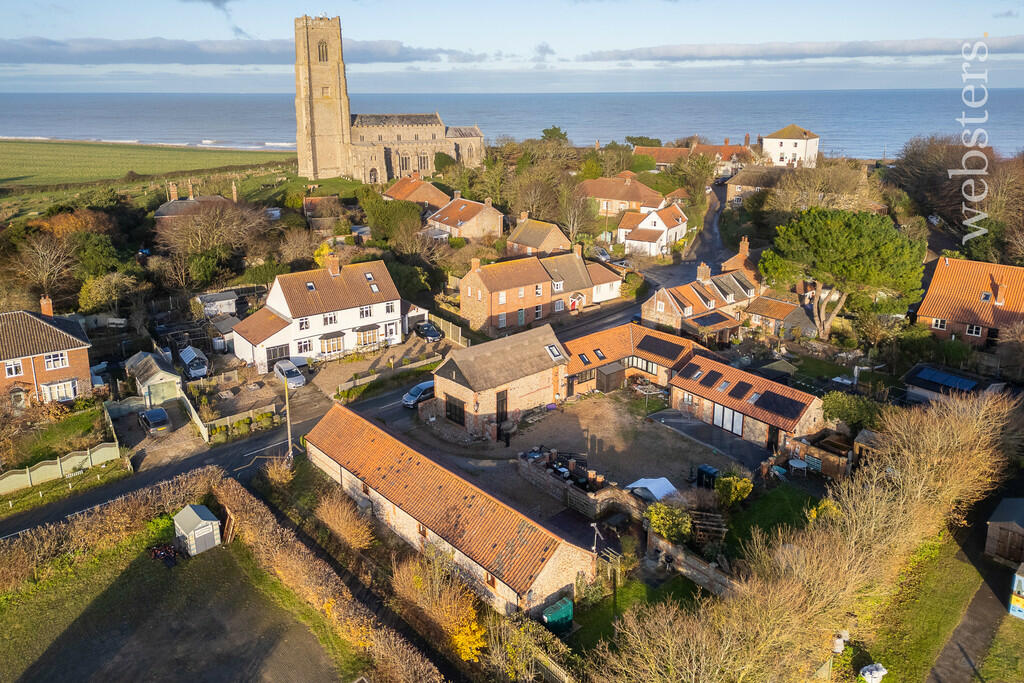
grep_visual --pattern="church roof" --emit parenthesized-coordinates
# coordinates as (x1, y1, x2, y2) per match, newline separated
(351, 113, 442, 127)
(446, 126, 483, 138)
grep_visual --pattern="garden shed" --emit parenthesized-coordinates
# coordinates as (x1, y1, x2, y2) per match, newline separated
(986, 498, 1024, 565)
(125, 351, 182, 408)
(174, 504, 222, 556)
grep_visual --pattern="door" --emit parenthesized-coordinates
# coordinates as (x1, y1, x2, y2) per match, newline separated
(713, 403, 724, 427)
(369, 168, 378, 183)
(445, 396, 465, 425)
(731, 411, 743, 436)
(517, 308, 526, 326)
(194, 524, 216, 554)
(567, 376, 575, 398)
(496, 390, 508, 424)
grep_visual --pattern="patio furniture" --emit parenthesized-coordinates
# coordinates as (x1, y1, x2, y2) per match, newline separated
(788, 458, 808, 478)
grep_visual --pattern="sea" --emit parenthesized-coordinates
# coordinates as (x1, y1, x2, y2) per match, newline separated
(1, 90, 1023, 159)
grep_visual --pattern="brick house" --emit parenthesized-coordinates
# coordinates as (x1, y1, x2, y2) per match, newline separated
(578, 171, 663, 217)
(427, 191, 504, 240)
(507, 212, 571, 256)
(742, 295, 816, 339)
(562, 322, 705, 396)
(0, 297, 92, 405)
(725, 166, 790, 203)
(459, 249, 621, 336)
(615, 203, 689, 256)
(305, 404, 595, 615)
(432, 325, 567, 440)
(669, 354, 823, 450)
(633, 138, 753, 175)
(916, 256, 1024, 346)
(383, 171, 451, 213)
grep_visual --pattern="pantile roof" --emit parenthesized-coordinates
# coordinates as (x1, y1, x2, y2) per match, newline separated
(276, 260, 399, 319)
(917, 257, 1024, 329)
(434, 325, 566, 392)
(669, 355, 818, 432)
(764, 124, 819, 140)
(384, 176, 450, 210)
(231, 306, 290, 345)
(472, 257, 553, 292)
(306, 405, 581, 595)
(0, 311, 90, 361)
(578, 176, 663, 206)
(666, 187, 690, 201)
(745, 297, 799, 321)
(587, 262, 621, 285)
(429, 198, 496, 229)
(617, 212, 646, 231)
(508, 219, 569, 251)
(562, 322, 699, 375)
(624, 228, 664, 243)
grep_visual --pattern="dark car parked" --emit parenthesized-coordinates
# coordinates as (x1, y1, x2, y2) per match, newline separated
(402, 380, 435, 408)
(138, 408, 171, 436)
(414, 321, 444, 342)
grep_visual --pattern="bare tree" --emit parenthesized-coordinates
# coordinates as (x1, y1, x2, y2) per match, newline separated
(558, 185, 597, 243)
(157, 201, 270, 258)
(17, 232, 77, 297)
(277, 228, 321, 265)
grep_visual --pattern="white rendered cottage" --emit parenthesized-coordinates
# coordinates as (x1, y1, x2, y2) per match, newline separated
(616, 203, 689, 256)
(232, 255, 403, 372)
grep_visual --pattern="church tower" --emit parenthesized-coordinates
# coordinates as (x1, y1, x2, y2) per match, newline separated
(294, 16, 353, 179)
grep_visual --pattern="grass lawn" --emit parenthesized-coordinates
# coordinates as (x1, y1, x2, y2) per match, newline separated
(615, 389, 669, 417)
(859, 532, 984, 682)
(980, 612, 1024, 681)
(0, 140, 295, 186)
(336, 361, 441, 403)
(796, 355, 849, 379)
(569, 574, 700, 652)
(13, 408, 106, 467)
(0, 457, 131, 521)
(726, 484, 817, 557)
(0, 515, 367, 681)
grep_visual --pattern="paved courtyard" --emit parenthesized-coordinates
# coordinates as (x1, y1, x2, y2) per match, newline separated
(311, 336, 451, 398)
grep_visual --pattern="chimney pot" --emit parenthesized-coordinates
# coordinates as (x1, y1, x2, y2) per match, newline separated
(484, 197, 492, 208)
(739, 236, 749, 257)
(39, 295, 53, 317)
(573, 243, 583, 258)
(453, 190, 462, 200)
(168, 182, 178, 202)
(724, 137, 730, 146)
(697, 262, 711, 283)
(325, 252, 341, 277)
(470, 257, 481, 271)
(744, 133, 750, 146)
(994, 281, 1006, 305)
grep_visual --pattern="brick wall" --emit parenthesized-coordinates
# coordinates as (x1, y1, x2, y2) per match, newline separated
(516, 458, 647, 521)
(917, 315, 992, 345)
(671, 386, 824, 448)
(641, 290, 684, 332)
(0, 347, 92, 402)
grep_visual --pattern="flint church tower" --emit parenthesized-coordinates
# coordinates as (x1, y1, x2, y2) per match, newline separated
(294, 15, 485, 183)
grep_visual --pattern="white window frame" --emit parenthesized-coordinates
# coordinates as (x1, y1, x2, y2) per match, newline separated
(385, 301, 395, 314)
(44, 351, 68, 370)
(497, 312, 507, 328)
(554, 299, 565, 312)
(298, 317, 310, 330)
(552, 281, 564, 293)
(498, 291, 507, 304)
(656, 301, 665, 313)
(5, 359, 23, 377)
(931, 318, 947, 331)
(296, 339, 312, 354)
(42, 379, 77, 402)
(322, 312, 337, 326)
(359, 305, 372, 319)
(535, 284, 543, 296)
(966, 324, 982, 337)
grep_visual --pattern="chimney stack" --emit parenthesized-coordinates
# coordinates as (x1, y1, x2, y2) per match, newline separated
(187, 180, 194, 200)
(453, 190, 462, 200)
(994, 281, 1006, 306)
(744, 133, 750, 146)
(738, 236, 749, 257)
(231, 180, 238, 203)
(519, 211, 529, 223)
(325, 252, 340, 277)
(484, 197, 492, 208)
(594, 140, 600, 150)
(471, 257, 481, 272)
(39, 295, 53, 317)
(168, 182, 179, 202)
(724, 137, 730, 146)
(573, 243, 583, 258)
(697, 262, 711, 283)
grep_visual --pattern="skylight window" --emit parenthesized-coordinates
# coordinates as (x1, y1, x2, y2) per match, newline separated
(981, 292, 992, 301)
(747, 392, 761, 404)
(580, 353, 591, 365)
(370, 283, 379, 293)
(365, 272, 374, 281)
(545, 344, 562, 360)
(692, 369, 703, 379)
(305, 282, 315, 291)
(594, 349, 606, 360)
(718, 380, 730, 391)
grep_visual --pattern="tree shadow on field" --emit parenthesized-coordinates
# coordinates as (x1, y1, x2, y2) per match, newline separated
(18, 547, 293, 683)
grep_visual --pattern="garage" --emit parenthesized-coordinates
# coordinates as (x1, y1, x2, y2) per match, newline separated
(125, 351, 182, 409)
(712, 403, 744, 436)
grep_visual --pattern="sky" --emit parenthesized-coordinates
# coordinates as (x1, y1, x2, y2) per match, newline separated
(1, 0, 1023, 93)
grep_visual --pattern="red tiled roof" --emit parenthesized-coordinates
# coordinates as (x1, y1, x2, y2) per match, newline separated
(384, 176, 450, 210)
(618, 212, 646, 230)
(587, 262, 621, 286)
(429, 198, 498, 229)
(231, 306, 290, 345)
(305, 405, 581, 596)
(563, 322, 698, 375)
(669, 355, 817, 432)
(654, 203, 687, 227)
(917, 257, 1024, 328)
(507, 219, 569, 251)
(666, 187, 690, 200)
(471, 257, 552, 292)
(578, 176, 663, 206)
(624, 228, 663, 243)
(277, 260, 399, 318)
(744, 297, 799, 321)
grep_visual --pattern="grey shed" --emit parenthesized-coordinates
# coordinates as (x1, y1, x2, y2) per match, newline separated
(174, 504, 222, 556)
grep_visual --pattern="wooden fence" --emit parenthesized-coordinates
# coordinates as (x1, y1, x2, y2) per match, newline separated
(204, 402, 279, 433)
(428, 313, 471, 348)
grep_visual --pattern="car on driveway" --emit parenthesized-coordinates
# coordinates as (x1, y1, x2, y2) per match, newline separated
(414, 321, 444, 342)
(274, 359, 306, 389)
(591, 246, 612, 262)
(402, 380, 435, 408)
(138, 408, 171, 436)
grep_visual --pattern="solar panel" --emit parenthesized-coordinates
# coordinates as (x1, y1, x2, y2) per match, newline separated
(728, 381, 753, 399)
(679, 362, 699, 378)
(699, 370, 723, 387)
(636, 335, 684, 360)
(754, 391, 806, 421)
(917, 366, 977, 391)
(692, 312, 729, 326)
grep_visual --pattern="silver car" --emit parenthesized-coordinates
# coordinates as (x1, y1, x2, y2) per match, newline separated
(402, 380, 434, 408)
(274, 359, 306, 389)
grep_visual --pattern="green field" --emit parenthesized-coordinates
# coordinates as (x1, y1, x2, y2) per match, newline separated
(0, 140, 295, 186)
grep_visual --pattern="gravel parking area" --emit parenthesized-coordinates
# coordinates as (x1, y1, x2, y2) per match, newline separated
(114, 402, 206, 471)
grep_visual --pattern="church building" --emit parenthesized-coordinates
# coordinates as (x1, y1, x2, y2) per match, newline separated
(295, 15, 485, 182)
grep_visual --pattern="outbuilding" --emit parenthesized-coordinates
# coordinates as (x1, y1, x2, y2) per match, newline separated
(179, 345, 209, 380)
(986, 498, 1024, 565)
(174, 504, 222, 556)
(124, 351, 182, 408)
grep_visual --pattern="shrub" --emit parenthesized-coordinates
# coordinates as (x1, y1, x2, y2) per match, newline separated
(644, 502, 692, 544)
(210, 431, 228, 445)
(344, 235, 356, 245)
(263, 457, 293, 490)
(315, 488, 374, 552)
(714, 473, 753, 509)
(447, 236, 467, 249)
(233, 421, 250, 436)
(822, 391, 883, 432)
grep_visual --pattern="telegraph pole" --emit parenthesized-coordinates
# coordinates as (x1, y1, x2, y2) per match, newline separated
(284, 378, 293, 463)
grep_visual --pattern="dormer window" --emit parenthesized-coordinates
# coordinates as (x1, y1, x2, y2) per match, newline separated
(552, 281, 564, 292)
(684, 306, 693, 316)
(305, 282, 315, 291)
(726, 294, 734, 303)
(981, 292, 992, 301)
(746, 288, 755, 297)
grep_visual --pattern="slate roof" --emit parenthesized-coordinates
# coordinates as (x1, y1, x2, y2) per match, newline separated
(989, 499, 1024, 528)
(764, 124, 819, 140)
(540, 253, 593, 293)
(435, 325, 566, 392)
(917, 257, 1024, 329)
(276, 260, 399, 318)
(507, 219, 569, 251)
(669, 355, 818, 432)
(154, 195, 229, 218)
(305, 405, 582, 596)
(384, 176, 451, 210)
(446, 125, 484, 138)
(0, 311, 90, 361)
(471, 257, 552, 292)
(231, 306, 290, 345)
(351, 113, 442, 127)
(578, 176, 663, 205)
(562, 322, 698, 375)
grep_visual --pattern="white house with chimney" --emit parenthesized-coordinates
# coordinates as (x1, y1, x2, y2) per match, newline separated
(231, 255, 404, 373)
(762, 124, 820, 168)
(615, 203, 689, 256)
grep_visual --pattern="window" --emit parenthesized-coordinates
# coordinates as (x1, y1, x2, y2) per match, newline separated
(323, 312, 337, 326)
(618, 202, 626, 211)
(498, 291, 507, 304)
(717, 380, 730, 392)
(317, 40, 328, 62)
(692, 369, 703, 379)
(656, 300, 665, 313)
(518, 287, 525, 298)
(683, 392, 693, 405)
(365, 272, 374, 281)
(465, 285, 471, 297)
(397, 135, 402, 142)
(683, 306, 693, 317)
(554, 299, 564, 312)
(320, 86, 330, 97)
(580, 353, 591, 365)
(981, 292, 992, 301)
(445, 395, 465, 425)
(360, 305, 372, 319)
(42, 379, 77, 402)
(793, 142, 798, 147)
(296, 339, 312, 354)
(497, 312, 507, 328)
(931, 318, 947, 331)
(577, 369, 596, 382)
(535, 305, 543, 320)
(266, 344, 289, 362)
(546, 344, 562, 360)
(966, 324, 983, 337)
(5, 360, 22, 378)
(418, 154, 428, 169)
(356, 328, 379, 347)
(485, 572, 496, 588)
(748, 392, 761, 404)
(306, 282, 315, 291)
(552, 281, 563, 292)
(594, 348, 605, 360)
(400, 156, 410, 171)
(535, 284, 543, 296)
(44, 352, 68, 370)
(385, 301, 395, 314)
(370, 283, 379, 293)
(298, 317, 310, 330)
(626, 356, 656, 375)
(417, 522, 427, 538)
(322, 336, 343, 354)
(414, 134, 419, 141)
(602, 201, 609, 210)
(477, 290, 481, 301)
(778, 141, 784, 147)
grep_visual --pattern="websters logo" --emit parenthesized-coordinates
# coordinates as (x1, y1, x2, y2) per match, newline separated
(952, 38, 990, 244)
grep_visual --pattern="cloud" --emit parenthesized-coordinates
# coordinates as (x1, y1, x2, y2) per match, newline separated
(994, 10, 1019, 18)
(178, 0, 234, 9)
(0, 36, 486, 65)
(579, 34, 1024, 62)
(532, 42, 555, 63)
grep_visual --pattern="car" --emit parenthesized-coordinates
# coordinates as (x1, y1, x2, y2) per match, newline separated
(631, 313, 643, 324)
(402, 380, 435, 408)
(138, 408, 171, 436)
(414, 321, 444, 343)
(274, 359, 306, 389)
(591, 246, 611, 262)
